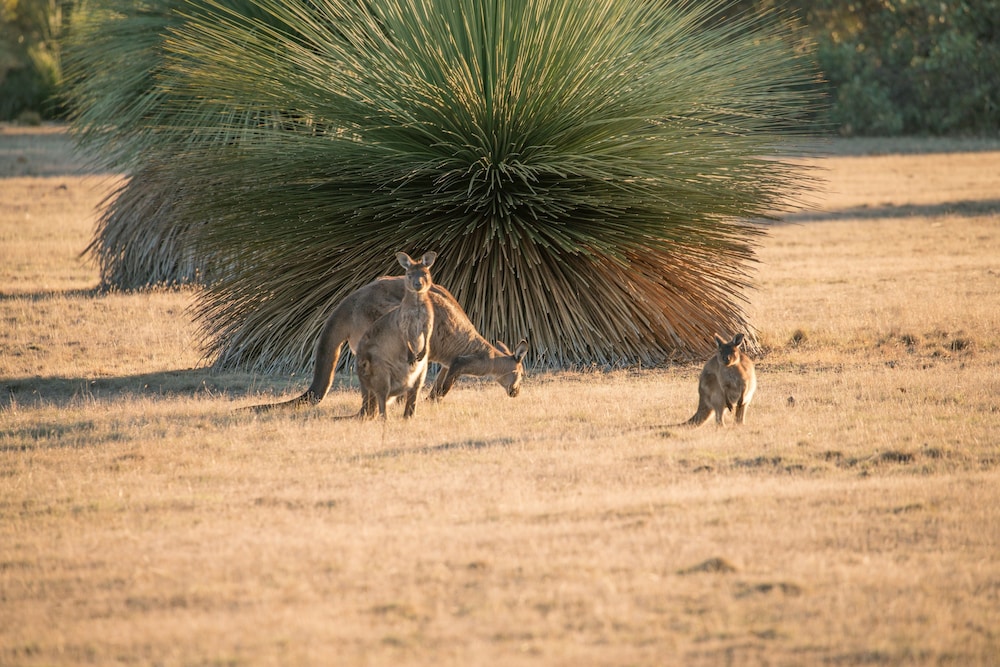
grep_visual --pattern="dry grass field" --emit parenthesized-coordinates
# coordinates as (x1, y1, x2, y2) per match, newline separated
(2, 125, 999, 666)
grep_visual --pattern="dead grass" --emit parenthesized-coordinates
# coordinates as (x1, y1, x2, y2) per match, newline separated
(1, 126, 999, 666)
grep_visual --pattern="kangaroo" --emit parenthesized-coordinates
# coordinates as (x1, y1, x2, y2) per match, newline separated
(434, 339, 528, 398)
(247, 276, 527, 411)
(685, 333, 757, 427)
(355, 251, 436, 419)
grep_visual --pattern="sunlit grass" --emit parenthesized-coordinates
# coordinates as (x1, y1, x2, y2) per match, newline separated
(3, 130, 1000, 666)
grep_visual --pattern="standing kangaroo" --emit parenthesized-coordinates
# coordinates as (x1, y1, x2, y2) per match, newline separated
(247, 276, 527, 412)
(355, 252, 436, 419)
(685, 333, 757, 427)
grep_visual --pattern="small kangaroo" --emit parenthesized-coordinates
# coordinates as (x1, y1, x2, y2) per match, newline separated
(355, 251, 436, 419)
(685, 333, 757, 427)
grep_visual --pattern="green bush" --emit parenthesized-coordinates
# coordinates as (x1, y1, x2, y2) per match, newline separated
(811, 0, 1000, 135)
(817, 40, 903, 135)
(0, 64, 53, 119)
(26, 0, 1000, 133)
(0, 0, 67, 120)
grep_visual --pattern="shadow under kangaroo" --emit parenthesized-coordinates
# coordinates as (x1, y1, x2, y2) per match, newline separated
(245, 262, 528, 415)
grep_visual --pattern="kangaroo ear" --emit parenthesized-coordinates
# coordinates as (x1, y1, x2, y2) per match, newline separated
(714, 334, 727, 348)
(514, 339, 528, 362)
(495, 341, 511, 355)
(396, 252, 415, 269)
(421, 251, 437, 267)
(732, 333, 745, 347)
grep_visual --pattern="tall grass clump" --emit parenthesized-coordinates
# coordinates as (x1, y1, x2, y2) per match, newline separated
(71, 0, 818, 369)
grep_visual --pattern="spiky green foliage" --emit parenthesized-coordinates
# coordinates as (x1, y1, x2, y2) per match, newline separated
(61, 0, 283, 168)
(77, 0, 818, 369)
(85, 166, 209, 290)
(61, 0, 278, 288)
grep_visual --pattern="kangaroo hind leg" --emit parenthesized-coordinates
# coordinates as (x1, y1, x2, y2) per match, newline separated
(402, 387, 419, 418)
(734, 401, 747, 425)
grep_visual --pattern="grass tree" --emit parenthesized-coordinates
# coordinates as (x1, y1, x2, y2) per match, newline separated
(73, 0, 818, 369)
(82, 165, 205, 289)
(61, 0, 277, 288)
(61, 0, 182, 288)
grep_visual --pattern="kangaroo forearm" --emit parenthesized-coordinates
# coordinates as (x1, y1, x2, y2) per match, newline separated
(434, 365, 463, 398)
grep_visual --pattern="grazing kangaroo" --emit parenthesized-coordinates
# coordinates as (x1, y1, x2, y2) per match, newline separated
(247, 276, 527, 411)
(434, 339, 528, 398)
(355, 251, 436, 419)
(685, 333, 757, 427)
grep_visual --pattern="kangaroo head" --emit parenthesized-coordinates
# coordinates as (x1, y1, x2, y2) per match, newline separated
(714, 333, 745, 367)
(396, 251, 437, 294)
(494, 339, 529, 397)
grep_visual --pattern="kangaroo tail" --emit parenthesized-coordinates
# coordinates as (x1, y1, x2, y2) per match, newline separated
(237, 307, 352, 413)
(238, 390, 319, 413)
(681, 405, 713, 428)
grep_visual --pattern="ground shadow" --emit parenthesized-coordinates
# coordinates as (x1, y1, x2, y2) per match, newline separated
(350, 437, 517, 462)
(792, 136, 1000, 157)
(773, 198, 1000, 224)
(0, 368, 303, 410)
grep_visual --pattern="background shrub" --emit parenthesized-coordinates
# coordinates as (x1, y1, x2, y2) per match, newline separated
(8, 1, 1000, 131)
(807, 0, 1000, 135)
(0, 0, 68, 120)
